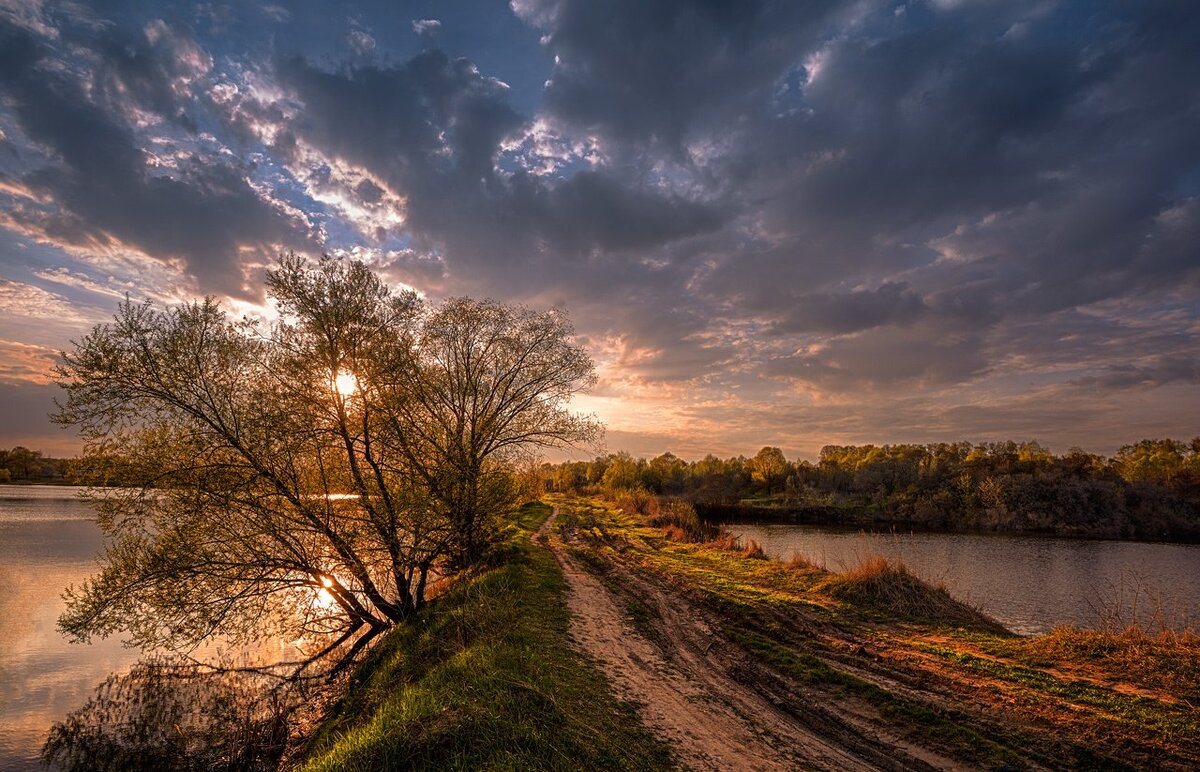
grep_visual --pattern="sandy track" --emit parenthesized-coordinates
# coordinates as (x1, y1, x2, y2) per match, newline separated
(542, 506, 894, 771)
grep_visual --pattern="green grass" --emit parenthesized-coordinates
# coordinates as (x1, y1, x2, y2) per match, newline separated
(913, 642, 1200, 741)
(299, 501, 673, 772)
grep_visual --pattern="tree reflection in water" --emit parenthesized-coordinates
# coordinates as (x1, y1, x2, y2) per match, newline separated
(42, 627, 381, 772)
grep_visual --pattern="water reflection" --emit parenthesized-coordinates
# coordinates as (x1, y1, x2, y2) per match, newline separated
(0, 488, 139, 771)
(0, 486, 380, 770)
(42, 657, 300, 772)
(731, 523, 1200, 635)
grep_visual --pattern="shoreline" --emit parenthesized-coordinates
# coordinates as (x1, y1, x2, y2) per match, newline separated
(697, 501, 1200, 545)
(298, 496, 1200, 770)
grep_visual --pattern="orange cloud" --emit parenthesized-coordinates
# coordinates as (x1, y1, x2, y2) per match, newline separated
(0, 339, 59, 384)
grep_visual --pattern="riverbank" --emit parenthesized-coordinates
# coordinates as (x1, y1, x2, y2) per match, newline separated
(300, 496, 1200, 770)
(295, 501, 673, 770)
(697, 500, 1200, 544)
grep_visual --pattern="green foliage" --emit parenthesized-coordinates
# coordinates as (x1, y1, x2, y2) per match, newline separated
(541, 437, 1200, 540)
(0, 445, 69, 481)
(749, 446, 787, 493)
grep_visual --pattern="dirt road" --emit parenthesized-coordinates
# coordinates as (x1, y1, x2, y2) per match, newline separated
(539, 506, 953, 771)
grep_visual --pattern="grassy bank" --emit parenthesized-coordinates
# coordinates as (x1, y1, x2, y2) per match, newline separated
(298, 501, 672, 771)
(299, 496, 1199, 770)
(556, 495, 1200, 769)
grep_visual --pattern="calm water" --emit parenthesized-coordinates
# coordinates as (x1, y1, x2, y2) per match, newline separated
(731, 522, 1200, 636)
(0, 486, 140, 771)
(0, 486, 346, 770)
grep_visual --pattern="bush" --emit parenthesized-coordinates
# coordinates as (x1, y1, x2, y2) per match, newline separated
(648, 499, 721, 542)
(741, 539, 767, 560)
(819, 555, 1006, 632)
(612, 487, 659, 517)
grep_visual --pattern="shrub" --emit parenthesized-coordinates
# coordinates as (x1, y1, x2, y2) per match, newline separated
(613, 487, 659, 517)
(741, 539, 767, 560)
(819, 555, 1006, 632)
(648, 499, 721, 542)
(786, 552, 820, 571)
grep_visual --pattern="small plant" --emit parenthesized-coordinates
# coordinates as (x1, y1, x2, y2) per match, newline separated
(786, 552, 821, 571)
(613, 487, 660, 517)
(1087, 569, 1195, 640)
(742, 539, 768, 560)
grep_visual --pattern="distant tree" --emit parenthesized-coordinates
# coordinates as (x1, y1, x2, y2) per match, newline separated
(4, 445, 42, 479)
(750, 446, 788, 494)
(53, 255, 598, 661)
(600, 453, 641, 491)
(1116, 439, 1188, 485)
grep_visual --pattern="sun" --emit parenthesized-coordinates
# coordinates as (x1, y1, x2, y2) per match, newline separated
(313, 575, 338, 609)
(333, 370, 358, 397)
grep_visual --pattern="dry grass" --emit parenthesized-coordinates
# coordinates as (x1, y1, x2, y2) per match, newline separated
(819, 555, 1005, 632)
(613, 488, 659, 517)
(647, 499, 722, 542)
(741, 539, 768, 560)
(705, 530, 768, 559)
(786, 552, 821, 572)
(1020, 625, 1200, 702)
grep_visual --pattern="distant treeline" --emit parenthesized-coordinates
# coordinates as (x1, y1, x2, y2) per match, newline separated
(540, 439, 1200, 542)
(0, 446, 71, 482)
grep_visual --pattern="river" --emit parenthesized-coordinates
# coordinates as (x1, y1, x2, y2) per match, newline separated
(4, 487, 1198, 767)
(0, 485, 367, 770)
(729, 522, 1200, 636)
(0, 486, 141, 770)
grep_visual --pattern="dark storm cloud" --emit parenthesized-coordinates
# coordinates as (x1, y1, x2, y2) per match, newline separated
(762, 325, 989, 390)
(0, 15, 309, 297)
(772, 283, 927, 334)
(516, 0, 837, 153)
(547, 0, 1200, 402)
(744, 1, 1200, 313)
(1074, 356, 1200, 391)
(266, 50, 725, 277)
(2, 0, 1199, 455)
(274, 51, 525, 187)
(520, 0, 1200, 323)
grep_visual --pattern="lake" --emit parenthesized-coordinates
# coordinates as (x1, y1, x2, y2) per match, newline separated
(0, 485, 354, 770)
(0, 486, 141, 771)
(730, 522, 1200, 635)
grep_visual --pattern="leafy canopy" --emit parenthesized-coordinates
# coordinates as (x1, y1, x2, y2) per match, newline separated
(54, 255, 599, 658)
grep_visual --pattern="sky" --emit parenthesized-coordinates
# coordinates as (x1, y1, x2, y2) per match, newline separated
(0, 0, 1197, 460)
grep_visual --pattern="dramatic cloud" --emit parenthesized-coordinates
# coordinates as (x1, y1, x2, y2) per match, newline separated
(1, 0, 1198, 457)
(0, 13, 312, 298)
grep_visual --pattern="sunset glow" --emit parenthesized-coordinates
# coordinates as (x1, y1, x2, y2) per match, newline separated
(0, 1, 1196, 459)
(333, 371, 358, 398)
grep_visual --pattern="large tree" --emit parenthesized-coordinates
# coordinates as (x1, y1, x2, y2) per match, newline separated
(385, 296, 601, 564)
(53, 255, 598, 662)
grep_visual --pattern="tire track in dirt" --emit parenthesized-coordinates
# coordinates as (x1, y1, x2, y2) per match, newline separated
(541, 505, 883, 771)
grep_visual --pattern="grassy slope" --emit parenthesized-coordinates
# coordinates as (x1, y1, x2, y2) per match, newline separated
(299, 496, 1198, 770)
(299, 501, 672, 772)
(556, 496, 1200, 770)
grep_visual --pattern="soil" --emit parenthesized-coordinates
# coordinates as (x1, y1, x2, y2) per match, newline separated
(539, 506, 967, 771)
